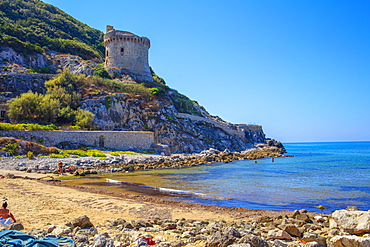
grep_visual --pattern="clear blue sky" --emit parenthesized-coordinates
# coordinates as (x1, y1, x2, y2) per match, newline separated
(42, 0, 370, 143)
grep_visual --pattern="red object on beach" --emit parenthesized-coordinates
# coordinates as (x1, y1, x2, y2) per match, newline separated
(145, 238, 156, 245)
(297, 238, 307, 244)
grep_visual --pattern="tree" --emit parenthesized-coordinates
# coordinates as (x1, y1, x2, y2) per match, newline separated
(7, 70, 95, 127)
(7, 91, 43, 121)
(7, 91, 61, 122)
(75, 108, 95, 129)
(44, 69, 84, 109)
(40, 95, 60, 122)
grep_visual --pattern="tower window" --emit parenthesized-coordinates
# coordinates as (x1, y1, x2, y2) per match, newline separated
(121, 47, 124, 55)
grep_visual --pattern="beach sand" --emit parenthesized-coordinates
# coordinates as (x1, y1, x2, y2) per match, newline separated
(0, 169, 298, 234)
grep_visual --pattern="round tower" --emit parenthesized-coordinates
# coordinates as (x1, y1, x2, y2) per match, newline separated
(104, 25, 151, 77)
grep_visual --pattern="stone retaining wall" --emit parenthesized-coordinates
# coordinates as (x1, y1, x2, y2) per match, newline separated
(0, 130, 154, 150)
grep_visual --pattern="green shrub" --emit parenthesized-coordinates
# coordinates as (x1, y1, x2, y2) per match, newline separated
(3, 143, 19, 155)
(69, 149, 89, 157)
(116, 151, 139, 155)
(7, 91, 61, 123)
(87, 149, 106, 158)
(27, 151, 34, 159)
(109, 152, 120, 156)
(93, 67, 111, 79)
(26, 66, 54, 74)
(43, 153, 70, 158)
(74, 108, 94, 129)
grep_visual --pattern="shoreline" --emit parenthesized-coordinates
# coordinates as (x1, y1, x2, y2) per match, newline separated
(1, 166, 369, 246)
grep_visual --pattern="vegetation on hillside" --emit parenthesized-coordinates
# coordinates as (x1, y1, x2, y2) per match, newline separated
(7, 70, 95, 128)
(0, 0, 104, 59)
(0, 0, 204, 121)
(0, 123, 58, 131)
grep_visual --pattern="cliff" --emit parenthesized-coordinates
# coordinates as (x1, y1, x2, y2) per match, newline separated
(0, 46, 278, 153)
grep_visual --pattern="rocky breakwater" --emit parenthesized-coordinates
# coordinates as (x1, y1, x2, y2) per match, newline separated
(0, 142, 286, 177)
(67, 143, 287, 176)
(4, 207, 370, 246)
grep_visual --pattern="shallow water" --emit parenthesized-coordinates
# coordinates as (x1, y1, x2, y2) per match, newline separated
(63, 141, 370, 213)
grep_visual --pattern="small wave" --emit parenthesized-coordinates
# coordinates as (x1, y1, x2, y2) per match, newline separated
(105, 178, 216, 199)
(106, 178, 123, 184)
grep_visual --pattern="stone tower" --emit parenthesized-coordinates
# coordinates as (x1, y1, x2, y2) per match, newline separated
(104, 25, 151, 78)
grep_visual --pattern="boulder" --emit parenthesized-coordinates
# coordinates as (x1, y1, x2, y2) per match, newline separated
(267, 229, 292, 240)
(302, 232, 326, 246)
(278, 223, 301, 237)
(237, 234, 269, 247)
(9, 223, 24, 231)
(206, 231, 235, 247)
(328, 235, 370, 247)
(330, 210, 370, 234)
(72, 215, 94, 229)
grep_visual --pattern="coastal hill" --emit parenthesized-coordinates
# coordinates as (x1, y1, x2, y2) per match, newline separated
(0, 0, 283, 153)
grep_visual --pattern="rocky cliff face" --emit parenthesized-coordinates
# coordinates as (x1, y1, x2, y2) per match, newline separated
(81, 92, 267, 153)
(0, 47, 281, 153)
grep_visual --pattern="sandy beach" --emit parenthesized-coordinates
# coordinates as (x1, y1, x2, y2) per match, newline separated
(0, 169, 299, 233)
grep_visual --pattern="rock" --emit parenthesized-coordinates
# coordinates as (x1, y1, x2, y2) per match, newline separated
(72, 215, 94, 229)
(328, 235, 370, 247)
(169, 240, 185, 247)
(228, 244, 252, 247)
(91, 234, 111, 247)
(47, 225, 56, 233)
(161, 222, 177, 230)
(346, 206, 360, 211)
(314, 216, 326, 223)
(272, 239, 288, 247)
(51, 226, 71, 236)
(267, 229, 292, 240)
(157, 242, 171, 247)
(278, 223, 301, 237)
(5, 173, 15, 179)
(305, 241, 321, 247)
(330, 210, 370, 234)
(223, 227, 241, 238)
(9, 223, 24, 231)
(206, 231, 236, 247)
(74, 233, 88, 243)
(181, 231, 195, 238)
(302, 232, 326, 246)
(237, 234, 269, 247)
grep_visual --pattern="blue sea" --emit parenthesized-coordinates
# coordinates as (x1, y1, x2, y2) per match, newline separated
(65, 141, 370, 213)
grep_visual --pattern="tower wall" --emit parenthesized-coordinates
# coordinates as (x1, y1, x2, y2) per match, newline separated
(104, 26, 151, 77)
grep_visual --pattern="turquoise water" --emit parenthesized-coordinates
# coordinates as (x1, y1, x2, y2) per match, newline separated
(66, 142, 370, 213)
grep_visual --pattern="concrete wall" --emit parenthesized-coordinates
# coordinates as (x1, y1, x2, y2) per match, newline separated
(0, 130, 154, 150)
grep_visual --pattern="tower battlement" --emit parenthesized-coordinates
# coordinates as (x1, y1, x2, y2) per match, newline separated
(104, 25, 151, 78)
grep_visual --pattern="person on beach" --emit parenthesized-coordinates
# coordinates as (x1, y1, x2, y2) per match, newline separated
(0, 201, 16, 225)
(58, 161, 64, 174)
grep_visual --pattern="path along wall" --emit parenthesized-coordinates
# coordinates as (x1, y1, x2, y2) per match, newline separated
(0, 130, 154, 150)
